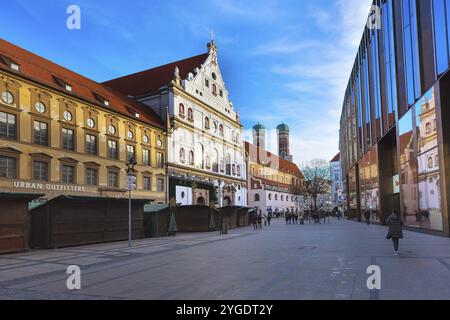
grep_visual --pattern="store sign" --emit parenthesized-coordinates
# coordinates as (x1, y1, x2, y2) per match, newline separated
(392, 174, 400, 194)
(13, 181, 86, 192)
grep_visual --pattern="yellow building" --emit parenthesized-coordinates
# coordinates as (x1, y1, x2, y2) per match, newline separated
(0, 39, 167, 204)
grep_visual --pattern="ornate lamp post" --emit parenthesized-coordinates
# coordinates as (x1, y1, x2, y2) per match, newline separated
(125, 157, 137, 247)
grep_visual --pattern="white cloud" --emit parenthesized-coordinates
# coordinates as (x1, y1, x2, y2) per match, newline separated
(247, 0, 372, 163)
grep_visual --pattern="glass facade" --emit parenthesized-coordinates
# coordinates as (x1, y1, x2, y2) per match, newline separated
(340, 0, 449, 235)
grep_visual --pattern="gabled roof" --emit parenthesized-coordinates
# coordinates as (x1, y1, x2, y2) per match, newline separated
(0, 38, 164, 129)
(102, 53, 209, 97)
(245, 141, 303, 178)
(330, 152, 340, 162)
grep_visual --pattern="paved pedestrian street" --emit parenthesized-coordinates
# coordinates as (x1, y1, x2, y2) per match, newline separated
(1, 218, 450, 300)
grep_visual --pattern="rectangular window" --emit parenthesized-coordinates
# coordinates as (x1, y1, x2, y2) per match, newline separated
(142, 149, 150, 166)
(143, 176, 151, 191)
(86, 168, 98, 186)
(156, 178, 164, 192)
(61, 164, 75, 184)
(33, 160, 49, 181)
(0, 111, 17, 140)
(108, 170, 119, 188)
(157, 152, 164, 168)
(62, 128, 75, 151)
(433, 0, 450, 75)
(85, 134, 97, 155)
(383, 0, 398, 128)
(402, 0, 422, 105)
(126, 145, 136, 162)
(108, 140, 118, 160)
(205, 78, 209, 87)
(0, 156, 17, 179)
(33, 121, 49, 146)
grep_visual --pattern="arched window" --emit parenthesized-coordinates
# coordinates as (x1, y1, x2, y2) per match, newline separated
(237, 165, 241, 177)
(179, 148, 186, 163)
(275, 194, 278, 201)
(206, 156, 211, 169)
(220, 159, 225, 172)
(179, 103, 185, 118)
(212, 84, 217, 96)
(254, 194, 260, 202)
(232, 164, 236, 175)
(219, 124, 224, 137)
(189, 150, 194, 165)
(212, 149, 219, 172)
(268, 193, 272, 200)
(428, 157, 433, 169)
(188, 108, 193, 121)
(205, 117, 210, 130)
(426, 122, 432, 134)
(281, 195, 284, 201)
(225, 154, 231, 175)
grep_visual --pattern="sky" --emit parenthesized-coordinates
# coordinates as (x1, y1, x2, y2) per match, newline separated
(0, 0, 373, 165)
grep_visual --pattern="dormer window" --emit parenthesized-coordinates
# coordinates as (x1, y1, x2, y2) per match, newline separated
(10, 63, 19, 71)
(53, 76, 72, 92)
(93, 92, 109, 107)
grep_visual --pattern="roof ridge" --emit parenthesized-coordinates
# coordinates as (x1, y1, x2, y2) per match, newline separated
(102, 52, 209, 84)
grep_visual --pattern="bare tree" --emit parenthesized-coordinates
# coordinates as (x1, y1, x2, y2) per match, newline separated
(300, 159, 331, 212)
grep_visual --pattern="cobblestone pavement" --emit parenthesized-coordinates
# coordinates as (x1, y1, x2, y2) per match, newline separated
(1, 218, 450, 300)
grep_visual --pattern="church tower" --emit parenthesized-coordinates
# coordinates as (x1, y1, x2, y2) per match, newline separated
(253, 123, 266, 150)
(277, 123, 293, 161)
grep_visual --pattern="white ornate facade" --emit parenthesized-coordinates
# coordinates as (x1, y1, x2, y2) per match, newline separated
(104, 41, 247, 207)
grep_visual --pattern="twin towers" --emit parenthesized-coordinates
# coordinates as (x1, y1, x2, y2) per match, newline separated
(252, 123, 293, 162)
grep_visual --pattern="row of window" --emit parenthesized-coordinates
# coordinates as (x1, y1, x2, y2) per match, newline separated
(254, 193, 298, 203)
(0, 155, 165, 191)
(341, 0, 450, 172)
(179, 147, 242, 176)
(0, 110, 165, 167)
(178, 104, 240, 142)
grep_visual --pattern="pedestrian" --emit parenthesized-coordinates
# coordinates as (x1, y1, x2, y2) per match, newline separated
(285, 212, 289, 225)
(267, 212, 272, 226)
(295, 213, 299, 224)
(252, 217, 258, 230)
(257, 214, 263, 229)
(386, 210, 403, 256)
(365, 209, 371, 225)
(263, 213, 268, 226)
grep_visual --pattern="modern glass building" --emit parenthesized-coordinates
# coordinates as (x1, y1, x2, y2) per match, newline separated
(339, 0, 450, 236)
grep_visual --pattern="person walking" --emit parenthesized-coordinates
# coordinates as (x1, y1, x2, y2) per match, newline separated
(365, 209, 371, 225)
(252, 215, 258, 230)
(257, 214, 263, 229)
(267, 212, 272, 226)
(386, 210, 403, 256)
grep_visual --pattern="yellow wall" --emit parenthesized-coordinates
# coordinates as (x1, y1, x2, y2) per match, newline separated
(0, 71, 166, 202)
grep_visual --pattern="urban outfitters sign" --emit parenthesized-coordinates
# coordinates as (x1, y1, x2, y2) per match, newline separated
(13, 181, 86, 192)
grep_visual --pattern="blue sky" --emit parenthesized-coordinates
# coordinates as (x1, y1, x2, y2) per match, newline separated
(1, 0, 372, 164)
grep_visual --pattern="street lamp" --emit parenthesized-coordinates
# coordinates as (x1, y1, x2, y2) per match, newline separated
(126, 157, 137, 248)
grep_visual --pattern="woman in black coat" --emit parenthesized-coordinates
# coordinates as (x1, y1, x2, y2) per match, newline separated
(386, 210, 403, 256)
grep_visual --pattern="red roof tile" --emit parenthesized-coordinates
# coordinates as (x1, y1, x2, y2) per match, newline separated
(0, 38, 164, 129)
(330, 152, 340, 162)
(245, 141, 303, 178)
(102, 53, 209, 97)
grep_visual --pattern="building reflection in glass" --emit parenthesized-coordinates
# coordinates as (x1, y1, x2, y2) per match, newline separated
(359, 147, 379, 222)
(399, 87, 443, 231)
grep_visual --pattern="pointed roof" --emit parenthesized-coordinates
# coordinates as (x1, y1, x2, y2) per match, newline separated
(244, 141, 303, 179)
(102, 53, 209, 97)
(0, 38, 164, 129)
(330, 152, 340, 162)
